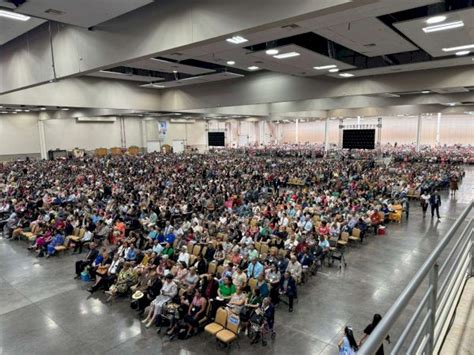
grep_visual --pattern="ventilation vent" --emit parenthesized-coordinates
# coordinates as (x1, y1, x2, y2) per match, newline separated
(45, 8, 65, 15)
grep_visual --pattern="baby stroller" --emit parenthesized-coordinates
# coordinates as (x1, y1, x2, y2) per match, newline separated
(248, 309, 276, 346)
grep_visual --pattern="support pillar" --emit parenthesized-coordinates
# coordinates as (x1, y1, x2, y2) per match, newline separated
(377, 117, 382, 156)
(38, 119, 48, 160)
(436, 113, 441, 146)
(338, 118, 344, 149)
(324, 118, 329, 153)
(416, 114, 422, 152)
(295, 118, 299, 144)
(141, 119, 148, 152)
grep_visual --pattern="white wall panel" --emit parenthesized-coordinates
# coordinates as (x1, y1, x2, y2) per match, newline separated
(44, 118, 123, 150)
(0, 114, 40, 154)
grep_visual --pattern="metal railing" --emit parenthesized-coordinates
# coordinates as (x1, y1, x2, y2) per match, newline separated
(359, 201, 473, 355)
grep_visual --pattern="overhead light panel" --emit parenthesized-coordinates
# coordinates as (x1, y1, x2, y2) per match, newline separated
(265, 49, 279, 55)
(273, 52, 300, 59)
(226, 36, 248, 44)
(99, 70, 127, 75)
(314, 65, 337, 70)
(426, 15, 446, 24)
(61, 108, 70, 111)
(40, 107, 47, 111)
(329, 68, 339, 73)
(442, 44, 474, 52)
(422, 21, 464, 33)
(0, 10, 30, 21)
(421, 90, 430, 94)
(455, 50, 470, 56)
(247, 66, 260, 71)
(339, 73, 354, 78)
(226, 61, 236, 65)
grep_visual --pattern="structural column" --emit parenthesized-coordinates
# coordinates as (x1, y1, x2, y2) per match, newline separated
(295, 118, 299, 144)
(377, 117, 383, 155)
(436, 113, 441, 146)
(141, 119, 148, 152)
(324, 118, 330, 153)
(416, 113, 422, 152)
(37, 119, 48, 160)
(338, 118, 344, 149)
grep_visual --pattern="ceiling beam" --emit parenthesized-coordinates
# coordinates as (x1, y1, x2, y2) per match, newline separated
(0, 0, 353, 94)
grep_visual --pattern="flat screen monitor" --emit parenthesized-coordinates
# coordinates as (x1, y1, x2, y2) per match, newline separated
(342, 129, 375, 149)
(208, 132, 225, 147)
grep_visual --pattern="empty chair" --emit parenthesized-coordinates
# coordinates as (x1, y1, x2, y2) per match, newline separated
(205, 307, 227, 335)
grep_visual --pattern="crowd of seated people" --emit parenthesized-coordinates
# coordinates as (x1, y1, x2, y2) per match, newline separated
(0, 146, 466, 345)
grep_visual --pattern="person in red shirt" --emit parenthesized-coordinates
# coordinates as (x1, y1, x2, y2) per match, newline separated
(370, 210, 382, 234)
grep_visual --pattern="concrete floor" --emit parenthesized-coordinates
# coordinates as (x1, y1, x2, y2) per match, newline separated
(0, 169, 473, 355)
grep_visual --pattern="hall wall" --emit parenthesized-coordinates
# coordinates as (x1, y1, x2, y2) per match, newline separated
(0, 114, 472, 161)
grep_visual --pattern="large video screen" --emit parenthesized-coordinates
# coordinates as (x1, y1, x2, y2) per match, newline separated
(208, 132, 225, 147)
(342, 129, 375, 149)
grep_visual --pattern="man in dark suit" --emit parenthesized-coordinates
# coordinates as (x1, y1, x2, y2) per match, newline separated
(429, 190, 442, 220)
(279, 271, 297, 312)
(74, 243, 99, 279)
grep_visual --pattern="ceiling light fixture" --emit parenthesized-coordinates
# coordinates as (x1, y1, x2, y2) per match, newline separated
(99, 70, 127, 75)
(314, 65, 337, 70)
(40, 107, 47, 111)
(422, 21, 464, 33)
(447, 102, 457, 106)
(442, 44, 474, 52)
(273, 52, 300, 59)
(61, 108, 70, 111)
(339, 73, 354, 78)
(455, 50, 470, 56)
(265, 49, 279, 55)
(421, 90, 430, 94)
(226, 61, 236, 65)
(329, 68, 339, 73)
(15, 109, 23, 112)
(0, 10, 30, 21)
(226, 36, 248, 44)
(247, 66, 260, 71)
(24, 110, 30, 112)
(12, 112, 18, 114)
(426, 15, 447, 24)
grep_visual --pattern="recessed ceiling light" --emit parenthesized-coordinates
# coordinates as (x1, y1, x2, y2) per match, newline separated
(442, 44, 474, 52)
(421, 90, 430, 94)
(314, 64, 337, 70)
(172, 70, 178, 73)
(265, 49, 279, 55)
(1, 112, 8, 114)
(24, 110, 30, 112)
(422, 21, 464, 33)
(226, 36, 248, 44)
(226, 61, 236, 65)
(40, 107, 47, 111)
(447, 102, 457, 106)
(61, 108, 70, 111)
(12, 112, 18, 114)
(247, 66, 260, 71)
(455, 50, 470, 56)
(273, 52, 300, 59)
(339, 73, 354, 78)
(426, 15, 447, 24)
(329, 68, 339, 73)
(0, 10, 30, 21)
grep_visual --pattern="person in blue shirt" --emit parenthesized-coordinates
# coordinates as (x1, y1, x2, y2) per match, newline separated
(247, 258, 264, 279)
(125, 244, 137, 262)
(46, 233, 65, 258)
(164, 229, 176, 245)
